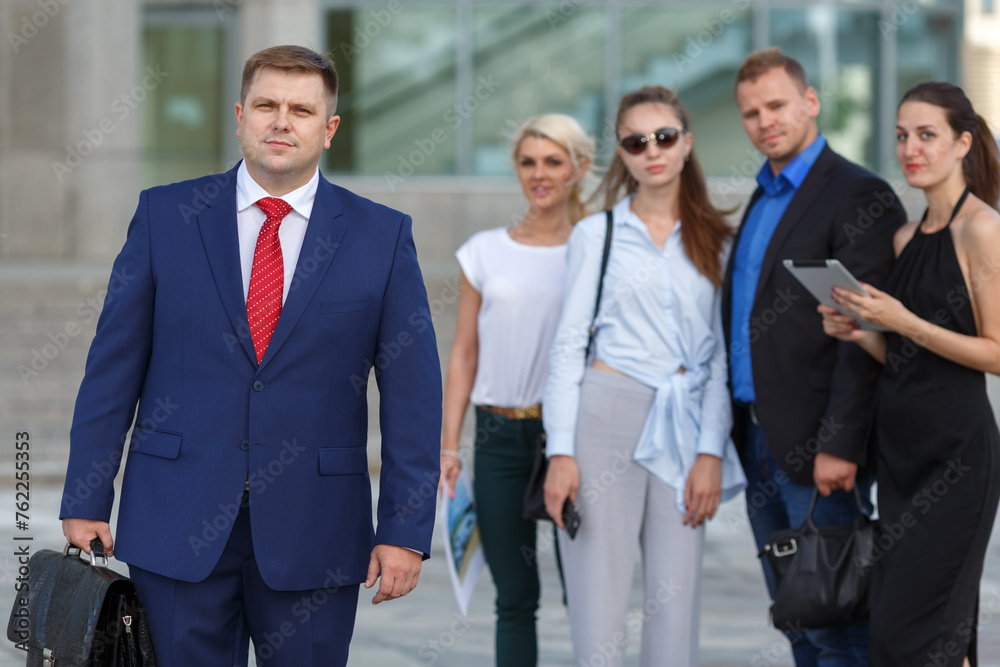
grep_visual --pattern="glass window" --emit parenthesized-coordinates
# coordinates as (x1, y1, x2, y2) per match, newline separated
(142, 24, 225, 188)
(471, 9, 606, 176)
(769, 8, 882, 171)
(326, 10, 457, 178)
(621, 8, 753, 178)
(896, 12, 958, 97)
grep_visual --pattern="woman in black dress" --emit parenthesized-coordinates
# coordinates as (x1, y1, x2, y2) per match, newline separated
(819, 82, 1000, 666)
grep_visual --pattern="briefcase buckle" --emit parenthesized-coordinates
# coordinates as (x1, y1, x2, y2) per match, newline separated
(43, 647, 55, 664)
(773, 538, 798, 557)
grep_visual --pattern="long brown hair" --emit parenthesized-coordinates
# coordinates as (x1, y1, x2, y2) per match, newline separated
(589, 86, 733, 287)
(901, 82, 1000, 210)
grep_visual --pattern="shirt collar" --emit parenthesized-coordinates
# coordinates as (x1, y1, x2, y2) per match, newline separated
(236, 160, 320, 220)
(613, 193, 682, 242)
(756, 133, 826, 195)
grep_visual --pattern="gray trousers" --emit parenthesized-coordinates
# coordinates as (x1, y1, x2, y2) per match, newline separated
(559, 368, 704, 667)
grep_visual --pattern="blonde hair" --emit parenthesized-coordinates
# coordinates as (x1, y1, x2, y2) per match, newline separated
(510, 114, 596, 223)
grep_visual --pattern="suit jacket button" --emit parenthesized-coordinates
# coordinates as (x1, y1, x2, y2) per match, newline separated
(240, 440, 249, 451)
(252, 381, 264, 391)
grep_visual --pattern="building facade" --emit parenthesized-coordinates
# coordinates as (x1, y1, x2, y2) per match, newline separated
(0, 0, 995, 462)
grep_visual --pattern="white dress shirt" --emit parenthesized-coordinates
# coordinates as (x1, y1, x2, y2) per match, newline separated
(235, 161, 319, 304)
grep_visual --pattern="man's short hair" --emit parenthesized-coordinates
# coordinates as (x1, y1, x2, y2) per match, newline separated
(735, 47, 809, 93)
(241, 45, 338, 116)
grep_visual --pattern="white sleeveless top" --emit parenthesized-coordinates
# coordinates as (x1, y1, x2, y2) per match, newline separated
(456, 226, 568, 408)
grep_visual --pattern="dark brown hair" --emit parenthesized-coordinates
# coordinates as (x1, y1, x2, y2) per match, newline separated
(900, 82, 1000, 210)
(589, 86, 732, 287)
(241, 45, 339, 117)
(735, 47, 809, 93)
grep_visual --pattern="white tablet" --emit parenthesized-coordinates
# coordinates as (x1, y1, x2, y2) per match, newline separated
(782, 259, 888, 332)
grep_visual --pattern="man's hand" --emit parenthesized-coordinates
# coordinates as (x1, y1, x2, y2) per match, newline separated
(543, 455, 579, 529)
(62, 518, 114, 557)
(365, 544, 422, 604)
(813, 452, 857, 496)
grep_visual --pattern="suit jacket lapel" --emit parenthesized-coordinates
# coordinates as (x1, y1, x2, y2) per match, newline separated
(258, 175, 348, 372)
(753, 146, 834, 306)
(196, 166, 258, 366)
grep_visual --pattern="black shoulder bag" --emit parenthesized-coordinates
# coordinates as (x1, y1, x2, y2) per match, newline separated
(762, 488, 877, 630)
(522, 210, 614, 532)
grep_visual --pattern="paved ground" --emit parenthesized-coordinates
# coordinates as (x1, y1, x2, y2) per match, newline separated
(0, 476, 998, 666)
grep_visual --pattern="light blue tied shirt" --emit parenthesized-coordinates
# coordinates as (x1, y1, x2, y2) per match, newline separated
(543, 195, 746, 513)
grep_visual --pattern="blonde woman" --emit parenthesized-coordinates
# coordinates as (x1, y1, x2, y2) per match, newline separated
(440, 114, 594, 666)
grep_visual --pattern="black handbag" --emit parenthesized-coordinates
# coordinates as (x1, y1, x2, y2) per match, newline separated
(521, 210, 614, 526)
(762, 488, 877, 630)
(7, 540, 157, 666)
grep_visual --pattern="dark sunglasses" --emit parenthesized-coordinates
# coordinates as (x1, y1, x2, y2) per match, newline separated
(619, 127, 683, 155)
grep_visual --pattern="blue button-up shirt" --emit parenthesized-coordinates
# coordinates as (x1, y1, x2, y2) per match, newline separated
(730, 135, 826, 403)
(544, 196, 746, 513)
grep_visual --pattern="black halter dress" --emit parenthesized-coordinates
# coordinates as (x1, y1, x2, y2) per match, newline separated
(869, 189, 1000, 666)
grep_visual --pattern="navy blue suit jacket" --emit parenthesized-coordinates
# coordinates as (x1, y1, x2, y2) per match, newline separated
(61, 163, 442, 590)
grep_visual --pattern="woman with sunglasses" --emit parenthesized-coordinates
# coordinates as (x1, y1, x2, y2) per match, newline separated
(819, 82, 1000, 667)
(440, 114, 594, 667)
(542, 86, 745, 667)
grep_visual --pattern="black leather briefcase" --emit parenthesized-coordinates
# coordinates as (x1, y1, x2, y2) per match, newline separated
(7, 540, 157, 666)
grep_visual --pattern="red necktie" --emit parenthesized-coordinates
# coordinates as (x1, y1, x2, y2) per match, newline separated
(248, 197, 292, 363)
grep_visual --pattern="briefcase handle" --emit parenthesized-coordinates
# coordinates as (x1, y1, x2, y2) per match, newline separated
(61, 539, 109, 568)
(803, 486, 869, 529)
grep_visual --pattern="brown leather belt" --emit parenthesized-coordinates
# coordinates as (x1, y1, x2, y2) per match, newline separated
(479, 404, 542, 420)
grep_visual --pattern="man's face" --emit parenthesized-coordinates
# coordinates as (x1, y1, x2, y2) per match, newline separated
(736, 66, 820, 174)
(235, 68, 339, 195)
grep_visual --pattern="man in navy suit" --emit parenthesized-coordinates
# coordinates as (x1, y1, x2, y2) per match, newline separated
(722, 48, 905, 665)
(60, 45, 442, 666)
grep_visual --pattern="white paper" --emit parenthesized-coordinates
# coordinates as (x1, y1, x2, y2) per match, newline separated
(439, 462, 485, 617)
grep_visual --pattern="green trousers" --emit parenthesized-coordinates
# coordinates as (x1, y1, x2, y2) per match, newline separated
(472, 407, 554, 667)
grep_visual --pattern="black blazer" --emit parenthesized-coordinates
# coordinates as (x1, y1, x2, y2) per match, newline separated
(721, 145, 906, 485)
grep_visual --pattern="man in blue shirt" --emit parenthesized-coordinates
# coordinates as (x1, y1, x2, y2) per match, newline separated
(722, 48, 905, 666)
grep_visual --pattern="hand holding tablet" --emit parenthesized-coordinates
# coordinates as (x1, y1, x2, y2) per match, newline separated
(782, 259, 889, 331)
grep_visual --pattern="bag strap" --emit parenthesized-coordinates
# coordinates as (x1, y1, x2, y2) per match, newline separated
(804, 486, 869, 526)
(585, 210, 614, 361)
